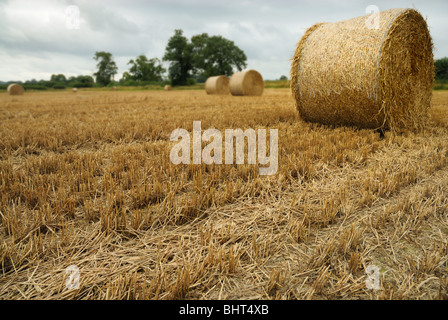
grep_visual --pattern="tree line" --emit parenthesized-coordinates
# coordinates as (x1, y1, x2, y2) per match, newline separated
(94, 29, 247, 86)
(435, 57, 448, 81)
(0, 74, 95, 91)
(0, 29, 247, 90)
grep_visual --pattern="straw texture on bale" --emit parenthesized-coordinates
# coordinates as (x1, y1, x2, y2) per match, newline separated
(205, 75, 230, 95)
(164, 85, 173, 91)
(7, 84, 24, 96)
(290, 8, 434, 132)
(230, 70, 264, 96)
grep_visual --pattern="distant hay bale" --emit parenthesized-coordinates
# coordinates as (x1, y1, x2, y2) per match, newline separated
(229, 70, 264, 96)
(205, 75, 230, 95)
(164, 85, 173, 91)
(72, 88, 78, 93)
(290, 8, 434, 132)
(7, 84, 24, 96)
(112, 86, 117, 91)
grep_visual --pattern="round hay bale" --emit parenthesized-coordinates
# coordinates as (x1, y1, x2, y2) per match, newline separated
(7, 84, 24, 96)
(205, 75, 230, 95)
(111, 86, 117, 91)
(164, 85, 173, 91)
(290, 8, 434, 132)
(72, 88, 78, 93)
(229, 70, 264, 96)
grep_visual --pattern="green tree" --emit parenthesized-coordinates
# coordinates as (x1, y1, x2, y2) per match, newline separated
(50, 74, 67, 83)
(76, 75, 94, 87)
(163, 30, 194, 86)
(121, 71, 132, 82)
(191, 33, 247, 78)
(93, 51, 118, 86)
(67, 75, 94, 88)
(127, 55, 166, 82)
(435, 57, 448, 80)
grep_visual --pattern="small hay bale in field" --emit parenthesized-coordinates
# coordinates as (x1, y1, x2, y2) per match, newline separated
(229, 70, 264, 96)
(72, 88, 78, 93)
(112, 86, 117, 91)
(7, 84, 24, 96)
(164, 85, 173, 91)
(290, 8, 434, 132)
(205, 75, 230, 95)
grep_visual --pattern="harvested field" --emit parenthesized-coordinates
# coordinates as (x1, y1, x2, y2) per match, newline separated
(0, 89, 448, 300)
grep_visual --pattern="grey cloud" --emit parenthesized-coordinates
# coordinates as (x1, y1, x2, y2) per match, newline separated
(79, 3, 141, 34)
(0, 0, 447, 82)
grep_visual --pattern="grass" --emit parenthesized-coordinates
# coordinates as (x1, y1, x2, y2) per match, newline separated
(3, 79, 292, 94)
(0, 88, 447, 299)
(264, 80, 290, 88)
(3, 78, 447, 93)
(434, 80, 448, 91)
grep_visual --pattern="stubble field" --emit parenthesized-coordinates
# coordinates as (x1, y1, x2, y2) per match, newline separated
(1, 88, 448, 299)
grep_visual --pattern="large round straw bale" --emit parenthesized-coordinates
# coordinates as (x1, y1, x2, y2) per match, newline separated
(72, 88, 78, 93)
(7, 83, 24, 96)
(229, 70, 264, 96)
(290, 8, 434, 132)
(164, 85, 173, 91)
(205, 75, 230, 95)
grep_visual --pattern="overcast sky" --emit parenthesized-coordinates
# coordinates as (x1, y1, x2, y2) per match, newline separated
(1, 0, 447, 82)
